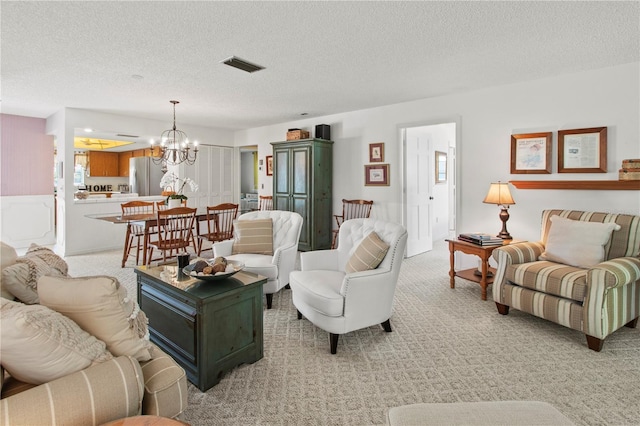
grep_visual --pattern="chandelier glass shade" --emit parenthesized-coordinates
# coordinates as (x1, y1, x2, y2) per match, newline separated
(151, 100, 198, 167)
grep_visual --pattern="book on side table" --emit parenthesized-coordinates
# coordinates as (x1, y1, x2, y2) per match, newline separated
(458, 232, 504, 246)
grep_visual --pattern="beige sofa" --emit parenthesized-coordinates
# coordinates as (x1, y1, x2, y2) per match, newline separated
(492, 209, 640, 351)
(0, 242, 188, 425)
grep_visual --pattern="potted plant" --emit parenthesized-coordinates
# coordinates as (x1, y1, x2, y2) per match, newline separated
(160, 172, 198, 208)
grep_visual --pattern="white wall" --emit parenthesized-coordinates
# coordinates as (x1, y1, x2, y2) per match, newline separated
(235, 63, 640, 246)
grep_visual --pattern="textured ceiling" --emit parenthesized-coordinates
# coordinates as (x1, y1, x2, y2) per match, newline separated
(2, 1, 639, 133)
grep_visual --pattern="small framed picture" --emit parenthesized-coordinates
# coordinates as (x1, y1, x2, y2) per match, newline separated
(435, 151, 447, 183)
(369, 143, 384, 162)
(266, 155, 273, 176)
(365, 164, 390, 186)
(558, 127, 607, 173)
(510, 132, 552, 174)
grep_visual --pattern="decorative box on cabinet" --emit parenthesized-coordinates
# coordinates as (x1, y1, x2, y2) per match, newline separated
(271, 138, 333, 251)
(135, 265, 265, 392)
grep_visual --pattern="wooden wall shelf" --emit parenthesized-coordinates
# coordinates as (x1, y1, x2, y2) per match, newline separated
(509, 180, 640, 190)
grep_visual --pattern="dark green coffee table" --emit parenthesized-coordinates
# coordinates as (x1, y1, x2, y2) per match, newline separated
(135, 264, 266, 392)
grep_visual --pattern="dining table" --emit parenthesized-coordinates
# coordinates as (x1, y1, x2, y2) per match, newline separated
(87, 207, 252, 266)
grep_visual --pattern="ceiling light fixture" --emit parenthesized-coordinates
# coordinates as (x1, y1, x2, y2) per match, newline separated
(150, 100, 198, 167)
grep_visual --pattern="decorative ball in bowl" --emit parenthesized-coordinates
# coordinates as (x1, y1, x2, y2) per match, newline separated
(183, 257, 244, 281)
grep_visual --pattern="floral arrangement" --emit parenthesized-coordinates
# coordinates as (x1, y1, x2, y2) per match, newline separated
(160, 172, 199, 202)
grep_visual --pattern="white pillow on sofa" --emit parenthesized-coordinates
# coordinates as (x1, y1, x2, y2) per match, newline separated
(38, 275, 154, 361)
(0, 297, 112, 385)
(539, 215, 621, 268)
(1, 244, 68, 304)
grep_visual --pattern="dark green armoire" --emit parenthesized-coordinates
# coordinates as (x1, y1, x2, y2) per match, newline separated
(271, 138, 333, 251)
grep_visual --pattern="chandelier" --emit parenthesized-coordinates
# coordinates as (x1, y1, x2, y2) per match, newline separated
(150, 100, 198, 167)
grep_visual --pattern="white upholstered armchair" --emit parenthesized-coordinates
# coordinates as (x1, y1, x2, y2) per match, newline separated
(213, 210, 303, 309)
(289, 218, 408, 354)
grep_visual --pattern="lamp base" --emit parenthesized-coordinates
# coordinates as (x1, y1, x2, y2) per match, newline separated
(497, 207, 513, 240)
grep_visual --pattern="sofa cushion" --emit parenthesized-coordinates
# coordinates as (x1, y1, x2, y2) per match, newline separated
(139, 344, 187, 418)
(1, 244, 68, 304)
(0, 297, 113, 385)
(539, 215, 621, 268)
(226, 253, 277, 279)
(289, 270, 346, 317)
(506, 261, 588, 302)
(38, 275, 154, 361)
(232, 218, 274, 255)
(345, 231, 389, 273)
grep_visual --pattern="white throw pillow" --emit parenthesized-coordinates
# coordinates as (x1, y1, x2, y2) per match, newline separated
(539, 215, 621, 268)
(0, 297, 113, 385)
(38, 275, 154, 361)
(1, 244, 68, 304)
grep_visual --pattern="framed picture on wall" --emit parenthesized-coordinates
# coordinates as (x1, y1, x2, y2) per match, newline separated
(365, 164, 389, 186)
(369, 143, 384, 162)
(266, 155, 273, 176)
(510, 132, 552, 174)
(558, 127, 607, 173)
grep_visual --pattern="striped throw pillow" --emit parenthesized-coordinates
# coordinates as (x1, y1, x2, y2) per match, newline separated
(345, 231, 390, 273)
(232, 219, 274, 255)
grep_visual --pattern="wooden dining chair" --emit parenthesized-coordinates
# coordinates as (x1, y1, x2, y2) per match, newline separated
(258, 195, 273, 211)
(147, 207, 197, 265)
(196, 203, 239, 255)
(331, 199, 374, 248)
(120, 200, 156, 267)
(156, 199, 187, 210)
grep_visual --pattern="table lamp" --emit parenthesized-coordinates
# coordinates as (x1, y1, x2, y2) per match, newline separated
(483, 181, 515, 239)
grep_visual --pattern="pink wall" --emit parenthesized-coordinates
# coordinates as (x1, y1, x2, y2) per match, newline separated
(0, 114, 54, 196)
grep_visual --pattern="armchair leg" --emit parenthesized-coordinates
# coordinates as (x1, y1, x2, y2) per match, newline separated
(495, 302, 510, 315)
(265, 293, 273, 309)
(625, 317, 639, 328)
(329, 333, 339, 354)
(586, 335, 604, 352)
(381, 319, 392, 332)
(297, 310, 302, 320)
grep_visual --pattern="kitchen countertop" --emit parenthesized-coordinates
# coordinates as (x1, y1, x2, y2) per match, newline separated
(74, 194, 165, 204)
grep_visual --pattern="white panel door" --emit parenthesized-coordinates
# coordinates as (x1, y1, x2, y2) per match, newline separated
(181, 145, 234, 209)
(404, 128, 433, 257)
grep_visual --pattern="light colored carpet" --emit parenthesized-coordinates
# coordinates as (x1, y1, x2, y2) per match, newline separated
(64, 240, 640, 426)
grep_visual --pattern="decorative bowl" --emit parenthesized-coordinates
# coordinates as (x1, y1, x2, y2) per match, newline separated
(183, 259, 244, 281)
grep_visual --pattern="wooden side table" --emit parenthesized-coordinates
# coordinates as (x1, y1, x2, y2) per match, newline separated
(445, 238, 522, 300)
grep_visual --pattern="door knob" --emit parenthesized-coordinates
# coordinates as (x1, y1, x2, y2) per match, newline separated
(429, 196, 434, 200)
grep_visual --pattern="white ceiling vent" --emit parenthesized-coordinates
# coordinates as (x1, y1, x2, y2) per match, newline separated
(221, 56, 265, 73)
(117, 133, 139, 138)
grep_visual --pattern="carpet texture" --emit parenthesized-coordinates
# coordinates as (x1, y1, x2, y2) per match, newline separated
(64, 240, 640, 425)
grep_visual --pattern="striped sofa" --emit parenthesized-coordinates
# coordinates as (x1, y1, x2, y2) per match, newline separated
(1, 344, 187, 425)
(492, 209, 640, 351)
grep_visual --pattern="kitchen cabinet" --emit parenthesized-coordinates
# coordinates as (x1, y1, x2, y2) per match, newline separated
(118, 151, 133, 177)
(271, 138, 333, 251)
(88, 151, 119, 177)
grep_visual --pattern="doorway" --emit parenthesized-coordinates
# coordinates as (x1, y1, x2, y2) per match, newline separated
(239, 146, 258, 210)
(401, 121, 457, 257)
